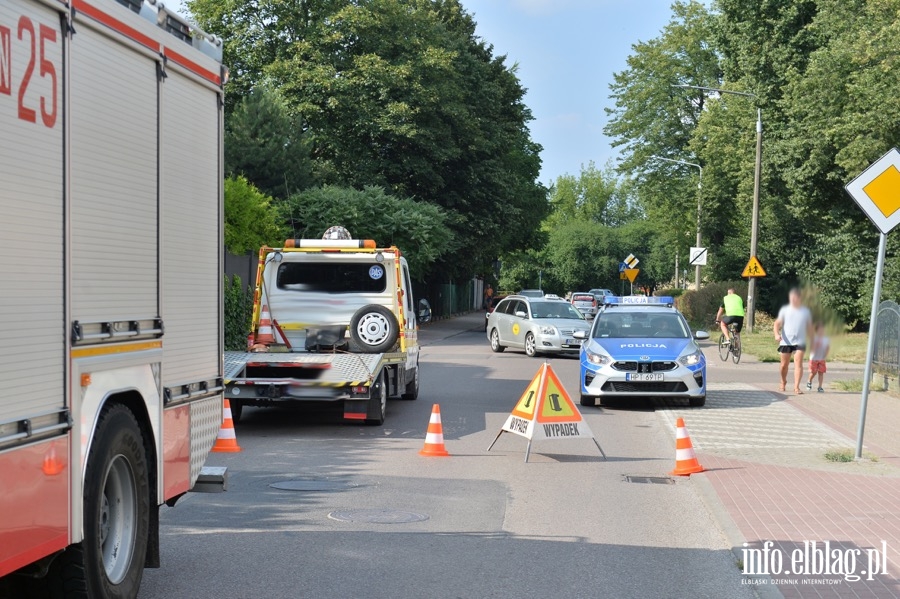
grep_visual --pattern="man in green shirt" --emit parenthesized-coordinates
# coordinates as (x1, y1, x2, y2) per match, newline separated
(715, 287, 745, 341)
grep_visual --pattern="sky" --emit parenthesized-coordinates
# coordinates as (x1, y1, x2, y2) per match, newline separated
(172, 0, 677, 185)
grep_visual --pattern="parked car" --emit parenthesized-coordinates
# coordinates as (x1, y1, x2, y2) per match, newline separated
(486, 295, 590, 357)
(576, 296, 709, 407)
(589, 288, 616, 303)
(571, 292, 598, 319)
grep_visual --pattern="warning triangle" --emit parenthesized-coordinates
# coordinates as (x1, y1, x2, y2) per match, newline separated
(741, 256, 767, 278)
(510, 369, 542, 420)
(487, 363, 606, 462)
(537, 366, 580, 423)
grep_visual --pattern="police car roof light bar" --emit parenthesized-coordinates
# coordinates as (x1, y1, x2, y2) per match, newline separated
(605, 296, 675, 307)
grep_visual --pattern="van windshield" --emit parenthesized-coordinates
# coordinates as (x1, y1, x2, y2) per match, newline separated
(276, 262, 387, 293)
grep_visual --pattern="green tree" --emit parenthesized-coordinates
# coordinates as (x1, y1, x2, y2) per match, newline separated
(190, 0, 547, 278)
(545, 161, 637, 230)
(224, 176, 285, 254)
(280, 185, 453, 276)
(225, 85, 316, 200)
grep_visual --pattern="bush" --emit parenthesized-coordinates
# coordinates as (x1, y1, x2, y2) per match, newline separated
(224, 275, 253, 351)
(676, 280, 748, 326)
(655, 288, 685, 298)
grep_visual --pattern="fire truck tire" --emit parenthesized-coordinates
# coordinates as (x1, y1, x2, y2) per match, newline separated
(51, 404, 150, 599)
(350, 305, 399, 353)
(365, 371, 388, 426)
(400, 364, 419, 400)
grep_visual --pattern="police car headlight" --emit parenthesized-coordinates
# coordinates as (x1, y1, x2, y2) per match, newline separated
(585, 349, 610, 365)
(539, 326, 557, 335)
(679, 350, 703, 366)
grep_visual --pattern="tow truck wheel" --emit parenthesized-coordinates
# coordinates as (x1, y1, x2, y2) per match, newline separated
(350, 305, 400, 353)
(51, 404, 150, 599)
(230, 400, 243, 423)
(401, 364, 419, 400)
(366, 371, 388, 425)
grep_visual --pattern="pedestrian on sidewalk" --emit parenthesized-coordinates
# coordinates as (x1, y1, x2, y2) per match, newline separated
(483, 284, 494, 310)
(774, 288, 814, 395)
(806, 323, 830, 393)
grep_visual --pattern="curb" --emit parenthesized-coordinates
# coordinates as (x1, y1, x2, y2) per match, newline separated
(692, 471, 784, 599)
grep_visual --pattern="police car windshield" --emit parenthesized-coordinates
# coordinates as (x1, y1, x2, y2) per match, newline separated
(592, 312, 689, 339)
(530, 302, 584, 320)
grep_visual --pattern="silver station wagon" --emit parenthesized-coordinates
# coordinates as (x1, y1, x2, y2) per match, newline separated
(486, 295, 590, 357)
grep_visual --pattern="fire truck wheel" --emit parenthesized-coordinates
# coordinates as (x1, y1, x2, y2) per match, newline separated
(52, 404, 150, 599)
(350, 305, 399, 353)
(366, 371, 388, 426)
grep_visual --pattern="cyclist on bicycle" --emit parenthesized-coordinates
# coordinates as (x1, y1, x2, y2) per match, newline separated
(715, 287, 745, 342)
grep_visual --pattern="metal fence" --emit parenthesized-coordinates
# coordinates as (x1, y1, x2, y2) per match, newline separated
(873, 300, 900, 377)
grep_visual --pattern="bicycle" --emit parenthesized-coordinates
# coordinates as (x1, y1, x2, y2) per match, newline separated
(716, 320, 742, 364)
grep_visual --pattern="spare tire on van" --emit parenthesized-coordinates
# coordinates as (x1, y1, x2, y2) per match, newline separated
(349, 304, 400, 353)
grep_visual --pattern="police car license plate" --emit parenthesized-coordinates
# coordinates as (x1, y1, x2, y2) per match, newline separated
(626, 373, 664, 382)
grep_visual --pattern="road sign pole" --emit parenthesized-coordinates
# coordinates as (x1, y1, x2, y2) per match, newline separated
(746, 109, 763, 333)
(856, 232, 888, 460)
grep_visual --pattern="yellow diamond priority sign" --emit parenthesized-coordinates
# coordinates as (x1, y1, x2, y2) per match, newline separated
(845, 148, 900, 234)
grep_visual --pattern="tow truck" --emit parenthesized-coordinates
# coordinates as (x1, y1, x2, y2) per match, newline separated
(224, 228, 430, 425)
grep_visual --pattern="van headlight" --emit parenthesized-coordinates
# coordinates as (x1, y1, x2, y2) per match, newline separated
(539, 326, 557, 335)
(585, 349, 610, 365)
(679, 350, 703, 366)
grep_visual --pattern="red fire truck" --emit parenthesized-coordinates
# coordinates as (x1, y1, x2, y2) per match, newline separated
(0, 0, 225, 596)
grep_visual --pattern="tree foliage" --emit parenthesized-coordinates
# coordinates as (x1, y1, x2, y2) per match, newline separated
(280, 185, 452, 277)
(189, 0, 547, 279)
(606, 0, 900, 324)
(225, 85, 316, 200)
(224, 176, 285, 254)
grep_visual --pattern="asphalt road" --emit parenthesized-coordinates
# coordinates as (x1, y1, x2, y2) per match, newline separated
(139, 321, 755, 599)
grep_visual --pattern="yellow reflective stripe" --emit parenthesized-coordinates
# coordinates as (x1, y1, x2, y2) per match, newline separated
(71, 340, 162, 359)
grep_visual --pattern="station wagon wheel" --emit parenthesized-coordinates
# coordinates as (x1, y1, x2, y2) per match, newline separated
(350, 304, 399, 353)
(525, 333, 537, 357)
(490, 329, 505, 353)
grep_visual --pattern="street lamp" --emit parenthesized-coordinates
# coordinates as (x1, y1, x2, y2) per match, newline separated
(651, 156, 702, 290)
(673, 84, 763, 332)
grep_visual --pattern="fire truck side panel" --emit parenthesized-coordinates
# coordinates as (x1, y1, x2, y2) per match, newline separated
(69, 17, 159, 323)
(0, 0, 66, 424)
(0, 437, 69, 578)
(160, 67, 221, 389)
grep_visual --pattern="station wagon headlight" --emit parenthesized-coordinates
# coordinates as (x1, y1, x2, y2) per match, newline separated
(585, 348, 610, 365)
(679, 350, 703, 366)
(539, 326, 557, 335)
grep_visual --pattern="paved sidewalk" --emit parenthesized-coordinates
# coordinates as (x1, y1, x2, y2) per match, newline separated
(686, 349, 900, 598)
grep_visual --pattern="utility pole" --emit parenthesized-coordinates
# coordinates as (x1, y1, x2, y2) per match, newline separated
(674, 252, 679, 288)
(746, 109, 763, 332)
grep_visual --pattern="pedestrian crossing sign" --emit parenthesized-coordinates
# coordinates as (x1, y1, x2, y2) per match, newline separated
(487, 363, 606, 462)
(741, 256, 766, 278)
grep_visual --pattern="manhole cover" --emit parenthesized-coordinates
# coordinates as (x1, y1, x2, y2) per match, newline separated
(328, 509, 429, 524)
(623, 475, 675, 485)
(269, 479, 359, 492)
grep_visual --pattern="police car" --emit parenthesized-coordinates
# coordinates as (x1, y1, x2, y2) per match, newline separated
(574, 297, 710, 407)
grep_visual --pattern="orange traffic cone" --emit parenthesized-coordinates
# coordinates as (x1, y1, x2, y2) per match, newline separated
(670, 417, 704, 475)
(256, 305, 275, 345)
(419, 404, 450, 457)
(212, 399, 242, 453)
